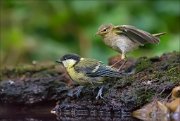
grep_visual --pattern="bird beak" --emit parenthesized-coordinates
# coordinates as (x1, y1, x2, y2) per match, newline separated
(96, 31, 100, 35)
(56, 60, 62, 64)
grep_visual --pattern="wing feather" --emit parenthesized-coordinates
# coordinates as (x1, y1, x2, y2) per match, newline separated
(74, 58, 122, 78)
(86, 65, 123, 77)
(115, 25, 160, 44)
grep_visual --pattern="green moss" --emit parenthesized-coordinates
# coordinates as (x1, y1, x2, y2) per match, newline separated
(114, 76, 135, 88)
(0, 63, 56, 80)
(14, 64, 55, 73)
(167, 67, 178, 74)
(136, 57, 152, 72)
(166, 66, 180, 82)
(135, 88, 155, 104)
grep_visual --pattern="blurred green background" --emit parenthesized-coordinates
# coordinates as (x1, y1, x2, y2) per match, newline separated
(0, 0, 179, 68)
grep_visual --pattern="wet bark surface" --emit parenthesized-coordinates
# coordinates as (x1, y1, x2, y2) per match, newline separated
(0, 52, 179, 120)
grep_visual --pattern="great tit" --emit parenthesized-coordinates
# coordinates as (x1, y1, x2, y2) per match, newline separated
(56, 53, 123, 99)
(56, 53, 123, 84)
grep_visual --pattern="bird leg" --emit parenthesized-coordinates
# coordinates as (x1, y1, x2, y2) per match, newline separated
(96, 86, 104, 100)
(67, 86, 84, 98)
(121, 53, 126, 60)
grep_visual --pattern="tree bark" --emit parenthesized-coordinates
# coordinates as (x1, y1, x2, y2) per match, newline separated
(0, 52, 179, 118)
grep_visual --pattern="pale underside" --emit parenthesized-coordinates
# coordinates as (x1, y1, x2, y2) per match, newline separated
(104, 34, 142, 54)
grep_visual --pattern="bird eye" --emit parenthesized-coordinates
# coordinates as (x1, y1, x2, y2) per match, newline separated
(102, 28, 107, 32)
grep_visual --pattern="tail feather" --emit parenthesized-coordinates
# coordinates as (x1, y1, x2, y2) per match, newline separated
(153, 32, 166, 37)
(106, 71, 123, 78)
(103, 70, 127, 78)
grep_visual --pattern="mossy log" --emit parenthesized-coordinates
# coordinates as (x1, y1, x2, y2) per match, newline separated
(0, 52, 179, 118)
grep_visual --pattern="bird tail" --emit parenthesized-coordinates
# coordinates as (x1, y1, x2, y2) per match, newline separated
(109, 71, 123, 78)
(152, 32, 166, 37)
(104, 69, 127, 78)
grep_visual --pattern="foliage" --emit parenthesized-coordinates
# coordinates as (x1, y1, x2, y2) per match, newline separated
(0, 0, 179, 67)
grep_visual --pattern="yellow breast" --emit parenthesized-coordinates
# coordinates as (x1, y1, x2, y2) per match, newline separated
(66, 67, 104, 85)
(66, 67, 88, 84)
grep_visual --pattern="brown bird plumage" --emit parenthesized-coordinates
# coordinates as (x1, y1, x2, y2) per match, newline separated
(97, 24, 166, 59)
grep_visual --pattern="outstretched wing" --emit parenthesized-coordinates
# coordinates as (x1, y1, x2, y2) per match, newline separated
(114, 25, 160, 44)
(74, 58, 122, 78)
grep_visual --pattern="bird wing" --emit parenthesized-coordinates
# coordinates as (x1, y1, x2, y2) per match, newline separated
(74, 58, 122, 78)
(86, 65, 123, 77)
(114, 25, 160, 44)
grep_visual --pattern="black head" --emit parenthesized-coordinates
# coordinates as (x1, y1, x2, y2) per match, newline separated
(56, 53, 80, 63)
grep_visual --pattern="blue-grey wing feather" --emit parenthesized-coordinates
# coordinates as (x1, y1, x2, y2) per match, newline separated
(86, 65, 122, 77)
(74, 59, 122, 78)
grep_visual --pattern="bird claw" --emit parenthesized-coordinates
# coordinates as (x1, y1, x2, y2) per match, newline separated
(96, 86, 105, 100)
(110, 58, 127, 71)
(110, 59, 122, 68)
(118, 60, 127, 71)
(67, 86, 84, 98)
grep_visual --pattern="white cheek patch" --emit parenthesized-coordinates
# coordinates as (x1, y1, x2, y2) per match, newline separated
(62, 61, 68, 67)
(80, 58, 84, 61)
(62, 59, 76, 68)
